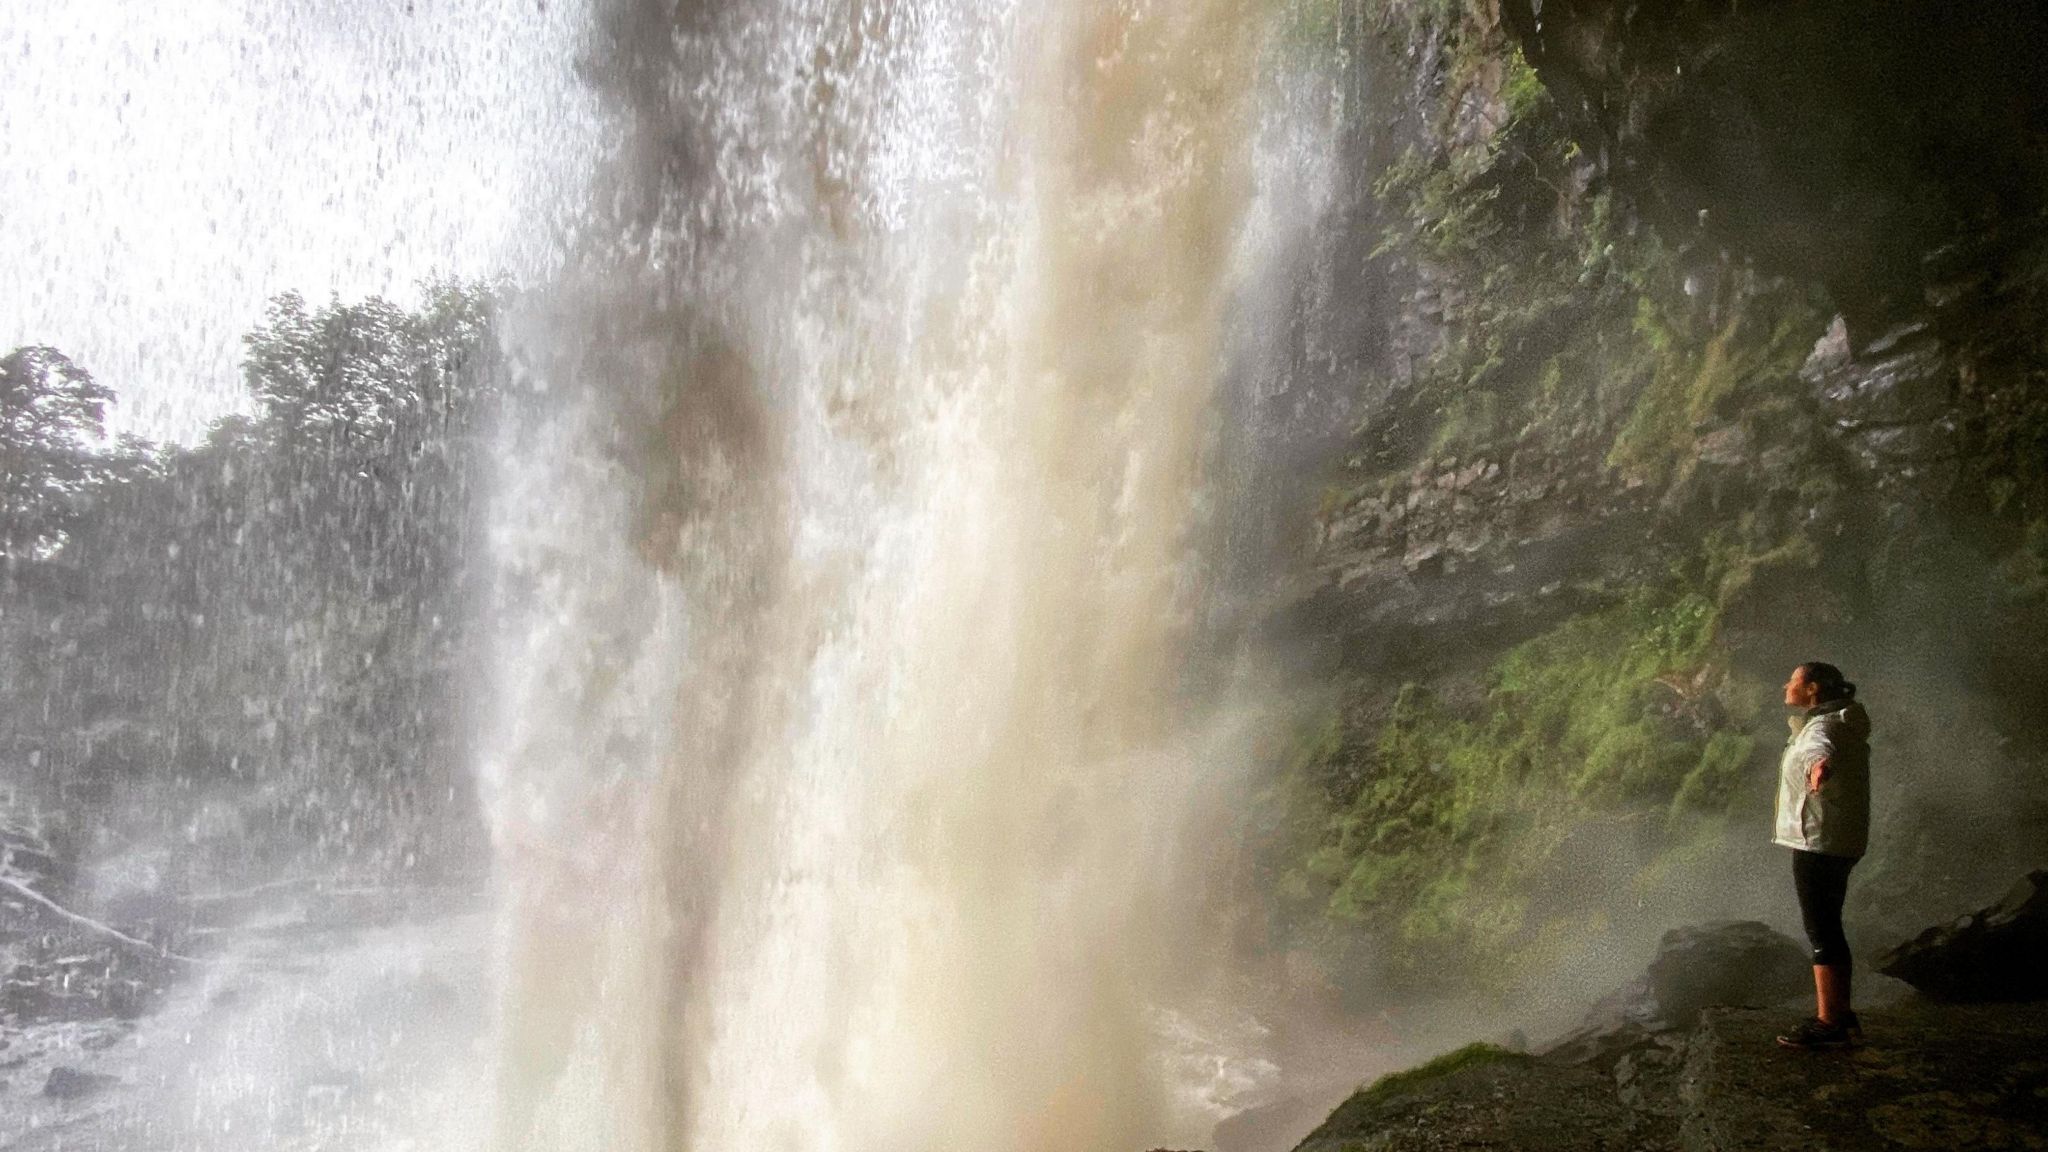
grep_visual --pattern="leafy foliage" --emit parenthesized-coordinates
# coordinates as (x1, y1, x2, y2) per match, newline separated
(0, 346, 119, 561)
(0, 283, 503, 882)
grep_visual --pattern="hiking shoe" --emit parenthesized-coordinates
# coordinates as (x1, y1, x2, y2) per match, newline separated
(1777, 1016, 1858, 1050)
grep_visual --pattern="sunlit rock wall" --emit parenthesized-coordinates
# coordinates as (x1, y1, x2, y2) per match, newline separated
(1252, 0, 2048, 1006)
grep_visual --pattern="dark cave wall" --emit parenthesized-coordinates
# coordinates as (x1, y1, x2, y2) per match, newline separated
(1501, 0, 2048, 333)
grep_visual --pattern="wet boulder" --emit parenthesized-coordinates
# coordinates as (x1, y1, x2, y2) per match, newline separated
(43, 1066, 119, 1100)
(1545, 921, 1808, 1063)
(1878, 869, 2048, 1002)
(1637, 921, 1811, 1028)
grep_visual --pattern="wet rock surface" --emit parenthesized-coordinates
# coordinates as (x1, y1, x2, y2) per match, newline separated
(0, 911, 487, 1152)
(1544, 920, 1810, 1063)
(1298, 991, 2048, 1152)
(1295, 900, 2048, 1151)
(1878, 869, 2048, 1002)
(1500, 0, 2048, 327)
(42, 1065, 120, 1100)
(1307, 443, 1658, 673)
(1294, 1044, 1675, 1152)
(1288, 0, 2048, 924)
(0, 825, 488, 1152)
(1, 826, 181, 1031)
(1639, 922, 1812, 1029)
(1679, 1001, 2048, 1152)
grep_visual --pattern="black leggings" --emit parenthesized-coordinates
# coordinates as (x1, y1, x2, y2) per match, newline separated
(1792, 849, 1858, 967)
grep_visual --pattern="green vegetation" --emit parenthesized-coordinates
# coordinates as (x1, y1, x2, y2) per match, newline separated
(1315, 1043, 1525, 1135)
(1257, 2, 1857, 994)
(1356, 41, 1683, 473)
(0, 282, 503, 880)
(0, 346, 122, 562)
(1607, 291, 1830, 486)
(1341, 0, 1832, 487)
(1262, 586, 1764, 987)
(1261, 0, 2048, 1017)
(1358, 1042, 1522, 1102)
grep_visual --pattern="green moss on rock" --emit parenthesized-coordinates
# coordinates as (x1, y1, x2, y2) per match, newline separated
(1326, 1043, 1525, 1123)
(1264, 585, 1763, 988)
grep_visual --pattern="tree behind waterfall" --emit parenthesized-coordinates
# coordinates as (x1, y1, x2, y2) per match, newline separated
(228, 283, 502, 873)
(6, 283, 505, 889)
(0, 346, 116, 563)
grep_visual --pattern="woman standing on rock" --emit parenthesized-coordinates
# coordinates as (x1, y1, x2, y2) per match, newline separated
(1773, 661, 1872, 1050)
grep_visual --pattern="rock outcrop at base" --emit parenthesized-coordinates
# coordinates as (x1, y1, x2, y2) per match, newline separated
(1, 824, 176, 1028)
(1543, 920, 1809, 1064)
(1297, 998, 2048, 1152)
(1878, 869, 2048, 1002)
(43, 1067, 121, 1101)
(1297, 892, 2048, 1151)
(1294, 1043, 1658, 1152)
(1677, 1002, 2048, 1152)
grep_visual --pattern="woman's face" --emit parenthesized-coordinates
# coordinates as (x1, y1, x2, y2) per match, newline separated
(1783, 667, 1820, 709)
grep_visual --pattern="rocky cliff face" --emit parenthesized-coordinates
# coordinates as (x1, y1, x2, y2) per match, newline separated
(1250, 0, 2048, 999)
(1502, 0, 2048, 333)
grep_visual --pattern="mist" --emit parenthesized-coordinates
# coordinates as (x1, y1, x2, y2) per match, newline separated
(5, 2, 2047, 1151)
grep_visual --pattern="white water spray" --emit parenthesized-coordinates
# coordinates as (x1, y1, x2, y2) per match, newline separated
(482, 3, 1287, 1149)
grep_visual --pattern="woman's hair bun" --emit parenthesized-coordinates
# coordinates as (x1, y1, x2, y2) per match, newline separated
(1797, 661, 1855, 701)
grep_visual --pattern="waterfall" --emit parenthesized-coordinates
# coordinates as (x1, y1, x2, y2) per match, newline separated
(481, 2, 1293, 1148)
